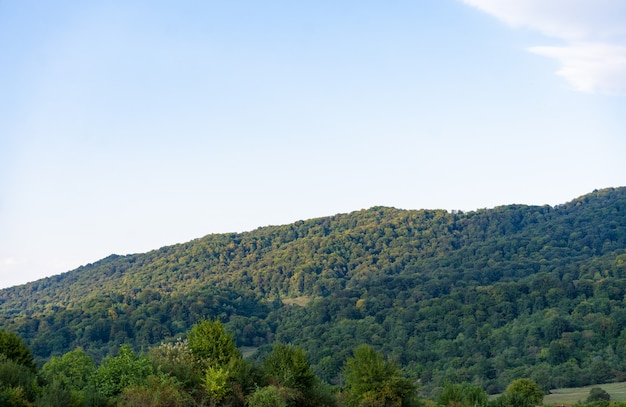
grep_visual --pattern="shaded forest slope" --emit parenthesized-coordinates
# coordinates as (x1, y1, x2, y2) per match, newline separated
(1, 187, 626, 392)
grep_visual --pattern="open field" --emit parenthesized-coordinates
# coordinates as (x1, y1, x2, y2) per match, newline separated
(544, 382, 626, 404)
(281, 295, 312, 306)
(240, 346, 258, 358)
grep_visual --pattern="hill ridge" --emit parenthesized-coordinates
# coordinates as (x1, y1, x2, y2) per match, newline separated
(1, 186, 626, 392)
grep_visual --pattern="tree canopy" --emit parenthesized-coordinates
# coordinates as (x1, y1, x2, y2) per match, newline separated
(1, 187, 626, 394)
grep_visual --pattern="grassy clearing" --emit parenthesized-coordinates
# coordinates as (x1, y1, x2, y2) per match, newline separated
(240, 346, 258, 358)
(544, 382, 626, 404)
(281, 295, 312, 306)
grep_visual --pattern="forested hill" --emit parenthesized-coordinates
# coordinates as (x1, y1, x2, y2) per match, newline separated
(1, 187, 626, 393)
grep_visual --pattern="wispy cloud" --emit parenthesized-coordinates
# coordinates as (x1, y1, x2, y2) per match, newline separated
(463, 0, 626, 94)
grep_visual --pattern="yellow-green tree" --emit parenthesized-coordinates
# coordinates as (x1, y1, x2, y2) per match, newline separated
(186, 318, 245, 406)
(342, 345, 417, 407)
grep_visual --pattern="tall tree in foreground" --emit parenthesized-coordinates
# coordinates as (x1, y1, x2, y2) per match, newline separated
(342, 344, 418, 407)
(437, 382, 488, 407)
(0, 328, 35, 371)
(491, 378, 544, 407)
(187, 318, 240, 369)
(0, 329, 37, 406)
(257, 342, 335, 407)
(91, 345, 153, 398)
(187, 318, 251, 406)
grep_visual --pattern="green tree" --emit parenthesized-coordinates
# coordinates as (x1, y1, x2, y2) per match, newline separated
(0, 329, 35, 371)
(0, 355, 37, 406)
(343, 344, 417, 407)
(203, 365, 231, 406)
(91, 345, 153, 398)
(587, 387, 610, 402)
(247, 385, 291, 407)
(117, 375, 194, 407)
(149, 339, 200, 389)
(40, 348, 96, 391)
(438, 382, 488, 407)
(187, 319, 240, 370)
(494, 379, 543, 407)
(0, 385, 32, 407)
(262, 343, 316, 393)
(261, 343, 334, 407)
(39, 348, 97, 407)
(35, 379, 72, 407)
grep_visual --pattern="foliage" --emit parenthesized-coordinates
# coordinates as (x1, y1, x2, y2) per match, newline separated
(40, 348, 95, 391)
(116, 374, 194, 407)
(259, 342, 337, 406)
(262, 343, 316, 393)
(247, 385, 290, 407)
(91, 345, 153, 398)
(202, 365, 230, 405)
(437, 382, 488, 407)
(0, 385, 33, 407)
(1, 188, 626, 394)
(148, 339, 200, 389)
(8, 324, 626, 407)
(35, 379, 71, 407)
(0, 355, 37, 405)
(187, 319, 240, 370)
(588, 387, 611, 402)
(491, 379, 543, 407)
(0, 329, 35, 371)
(343, 344, 417, 407)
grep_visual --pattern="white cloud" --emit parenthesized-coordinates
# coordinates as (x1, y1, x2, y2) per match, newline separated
(463, 0, 626, 94)
(530, 43, 626, 93)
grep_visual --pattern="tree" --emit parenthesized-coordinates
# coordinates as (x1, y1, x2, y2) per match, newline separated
(91, 345, 153, 398)
(187, 318, 240, 370)
(587, 387, 610, 403)
(117, 375, 194, 407)
(203, 365, 231, 406)
(247, 385, 290, 407)
(495, 378, 543, 407)
(186, 319, 256, 405)
(262, 343, 316, 393)
(343, 344, 417, 407)
(39, 348, 97, 407)
(437, 382, 487, 407)
(35, 379, 72, 407)
(0, 328, 35, 371)
(40, 348, 96, 391)
(0, 385, 32, 407)
(0, 355, 37, 405)
(149, 339, 200, 389)
(261, 343, 334, 407)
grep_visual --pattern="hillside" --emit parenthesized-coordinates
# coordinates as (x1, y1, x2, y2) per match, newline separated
(1, 187, 626, 394)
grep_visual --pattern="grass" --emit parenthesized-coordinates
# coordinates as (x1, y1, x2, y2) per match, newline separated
(544, 382, 626, 404)
(281, 296, 312, 306)
(240, 346, 258, 358)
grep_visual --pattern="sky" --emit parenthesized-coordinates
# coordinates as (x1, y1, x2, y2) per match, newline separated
(1, 0, 625, 289)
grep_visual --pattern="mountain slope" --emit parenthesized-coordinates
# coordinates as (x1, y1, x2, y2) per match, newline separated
(1, 187, 626, 393)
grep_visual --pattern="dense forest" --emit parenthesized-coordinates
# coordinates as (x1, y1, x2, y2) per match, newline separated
(2, 187, 626, 400)
(0, 319, 554, 406)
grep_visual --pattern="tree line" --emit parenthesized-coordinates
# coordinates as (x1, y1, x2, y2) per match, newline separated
(4, 322, 626, 407)
(1, 320, 419, 406)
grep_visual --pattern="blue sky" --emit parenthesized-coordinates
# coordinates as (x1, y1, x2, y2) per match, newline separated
(1, 0, 625, 288)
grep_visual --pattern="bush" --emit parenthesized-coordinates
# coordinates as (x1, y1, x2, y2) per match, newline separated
(149, 339, 200, 389)
(116, 375, 195, 407)
(0, 356, 36, 403)
(247, 385, 291, 407)
(587, 387, 610, 402)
